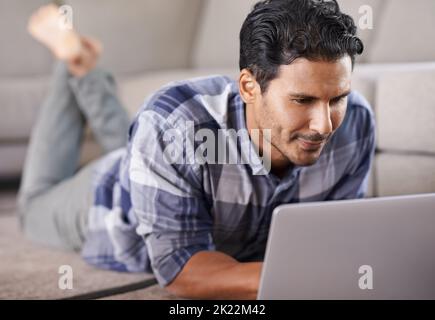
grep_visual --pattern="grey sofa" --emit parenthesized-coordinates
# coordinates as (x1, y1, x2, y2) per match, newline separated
(0, 0, 434, 299)
(1, 0, 435, 197)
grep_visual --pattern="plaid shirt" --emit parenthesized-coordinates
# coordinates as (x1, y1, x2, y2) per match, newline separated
(81, 75, 376, 286)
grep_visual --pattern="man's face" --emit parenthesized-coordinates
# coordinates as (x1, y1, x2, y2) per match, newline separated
(243, 56, 352, 170)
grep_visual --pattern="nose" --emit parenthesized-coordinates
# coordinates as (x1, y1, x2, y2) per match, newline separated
(308, 103, 333, 136)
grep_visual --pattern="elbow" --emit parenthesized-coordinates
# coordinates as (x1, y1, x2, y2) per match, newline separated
(165, 280, 182, 297)
(165, 274, 204, 299)
(165, 280, 193, 299)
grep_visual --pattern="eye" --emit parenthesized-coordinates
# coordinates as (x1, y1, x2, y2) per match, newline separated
(292, 98, 313, 105)
(330, 96, 347, 106)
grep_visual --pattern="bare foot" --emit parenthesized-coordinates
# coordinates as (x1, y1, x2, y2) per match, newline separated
(68, 37, 103, 78)
(28, 4, 81, 61)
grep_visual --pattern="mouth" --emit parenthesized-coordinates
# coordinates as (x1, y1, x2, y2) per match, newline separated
(297, 138, 325, 151)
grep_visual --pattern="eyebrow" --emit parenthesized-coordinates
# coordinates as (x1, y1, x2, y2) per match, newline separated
(289, 90, 351, 100)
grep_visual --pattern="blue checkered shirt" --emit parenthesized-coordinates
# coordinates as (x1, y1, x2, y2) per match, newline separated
(81, 75, 376, 286)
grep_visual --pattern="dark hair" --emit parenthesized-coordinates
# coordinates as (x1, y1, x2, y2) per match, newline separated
(239, 0, 363, 93)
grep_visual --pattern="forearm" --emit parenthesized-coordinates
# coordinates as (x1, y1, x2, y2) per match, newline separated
(165, 251, 263, 300)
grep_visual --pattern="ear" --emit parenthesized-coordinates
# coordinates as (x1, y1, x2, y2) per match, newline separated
(239, 69, 260, 104)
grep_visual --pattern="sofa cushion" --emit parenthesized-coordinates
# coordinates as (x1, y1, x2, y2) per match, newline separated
(191, 0, 258, 69)
(376, 68, 435, 153)
(0, 139, 102, 179)
(0, 69, 237, 178)
(337, 0, 384, 63)
(368, 0, 435, 63)
(192, 0, 384, 69)
(118, 68, 239, 117)
(0, 0, 202, 78)
(366, 165, 376, 198)
(0, 0, 54, 77)
(375, 153, 435, 197)
(0, 76, 49, 140)
(0, 68, 238, 142)
(351, 62, 435, 115)
(68, 0, 201, 77)
(351, 67, 377, 109)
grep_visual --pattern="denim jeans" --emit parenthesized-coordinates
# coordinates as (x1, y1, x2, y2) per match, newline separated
(17, 62, 130, 251)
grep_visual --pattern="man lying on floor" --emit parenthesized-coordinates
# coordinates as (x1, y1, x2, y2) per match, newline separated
(18, 0, 375, 299)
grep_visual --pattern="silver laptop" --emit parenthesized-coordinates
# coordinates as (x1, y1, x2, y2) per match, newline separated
(258, 193, 435, 300)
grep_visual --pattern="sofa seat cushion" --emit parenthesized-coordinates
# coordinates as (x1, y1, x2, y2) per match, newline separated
(375, 153, 435, 197)
(0, 76, 50, 141)
(0, 139, 102, 179)
(118, 68, 239, 118)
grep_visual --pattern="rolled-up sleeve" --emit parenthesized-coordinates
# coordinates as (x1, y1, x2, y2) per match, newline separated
(128, 110, 215, 286)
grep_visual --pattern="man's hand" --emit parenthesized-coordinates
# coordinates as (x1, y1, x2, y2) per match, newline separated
(166, 251, 263, 300)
